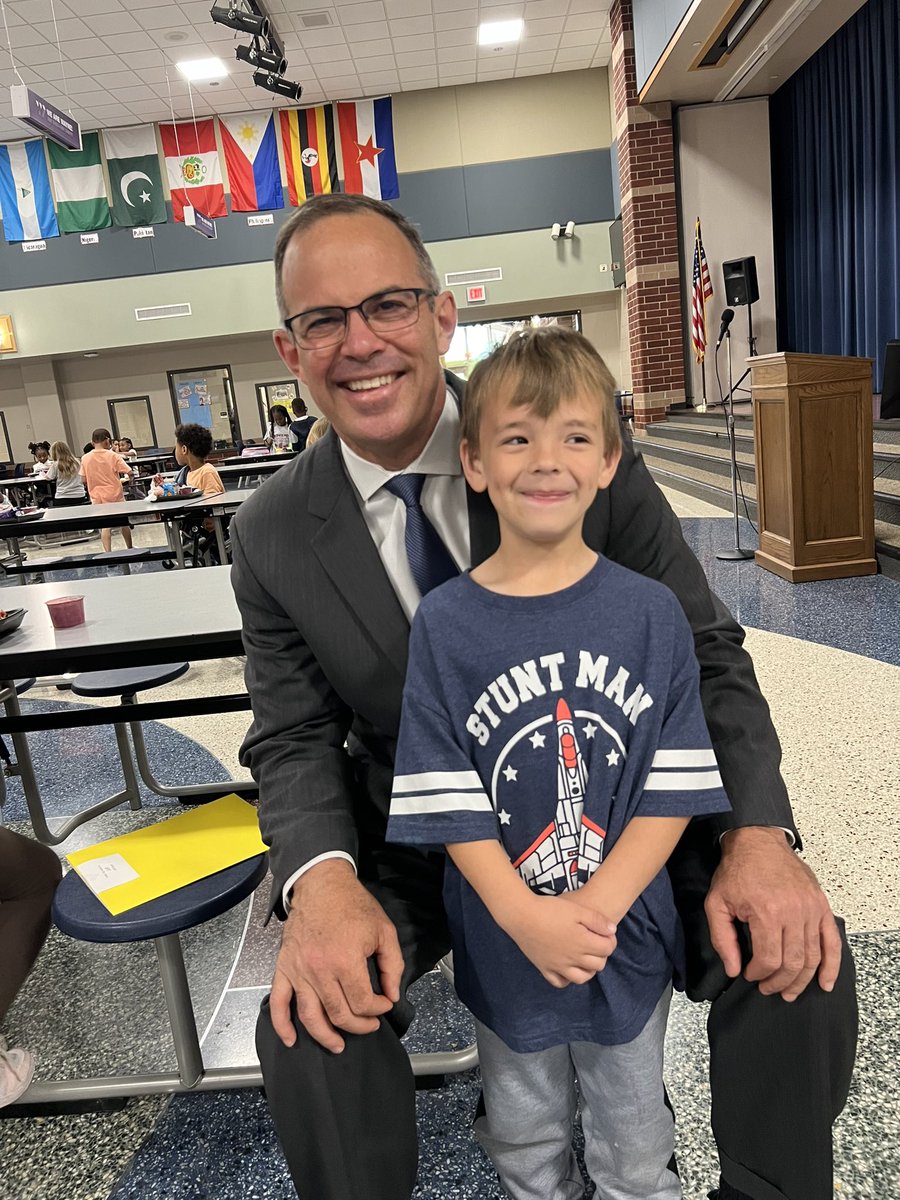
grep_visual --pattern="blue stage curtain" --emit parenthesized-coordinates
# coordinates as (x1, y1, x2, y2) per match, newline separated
(770, 0, 900, 390)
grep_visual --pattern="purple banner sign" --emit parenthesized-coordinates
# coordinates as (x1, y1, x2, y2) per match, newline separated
(10, 85, 81, 152)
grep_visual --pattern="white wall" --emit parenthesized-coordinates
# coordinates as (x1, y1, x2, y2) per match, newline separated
(677, 98, 776, 404)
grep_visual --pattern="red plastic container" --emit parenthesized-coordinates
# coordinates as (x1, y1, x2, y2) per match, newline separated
(46, 595, 85, 629)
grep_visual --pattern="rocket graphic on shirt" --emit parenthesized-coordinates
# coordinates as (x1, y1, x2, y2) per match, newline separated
(511, 698, 606, 894)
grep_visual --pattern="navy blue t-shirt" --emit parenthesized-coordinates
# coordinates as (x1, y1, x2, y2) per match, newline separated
(387, 558, 731, 1053)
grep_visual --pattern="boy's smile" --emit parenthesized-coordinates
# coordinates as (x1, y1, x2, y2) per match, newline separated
(462, 387, 621, 551)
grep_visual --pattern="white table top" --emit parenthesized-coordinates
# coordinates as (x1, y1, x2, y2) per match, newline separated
(0, 489, 253, 538)
(0, 566, 242, 677)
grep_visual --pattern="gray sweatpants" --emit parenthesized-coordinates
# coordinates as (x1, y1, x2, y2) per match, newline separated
(473, 986, 680, 1200)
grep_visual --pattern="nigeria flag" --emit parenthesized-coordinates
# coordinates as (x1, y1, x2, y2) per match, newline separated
(47, 131, 111, 233)
(103, 124, 166, 227)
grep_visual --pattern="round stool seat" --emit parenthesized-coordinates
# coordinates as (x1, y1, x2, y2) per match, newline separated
(71, 663, 189, 697)
(53, 852, 267, 944)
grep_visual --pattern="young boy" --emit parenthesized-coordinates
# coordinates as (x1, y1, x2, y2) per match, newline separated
(386, 327, 731, 1200)
(80, 428, 133, 552)
(172, 423, 224, 496)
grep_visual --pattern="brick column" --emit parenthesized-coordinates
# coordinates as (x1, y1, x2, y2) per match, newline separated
(610, 0, 685, 427)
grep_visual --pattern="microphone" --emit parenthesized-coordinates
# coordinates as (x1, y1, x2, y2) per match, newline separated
(715, 308, 735, 350)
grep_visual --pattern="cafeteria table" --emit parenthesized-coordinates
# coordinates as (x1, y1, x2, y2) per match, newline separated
(0, 567, 245, 844)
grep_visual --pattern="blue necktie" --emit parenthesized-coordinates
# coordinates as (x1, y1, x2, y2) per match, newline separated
(384, 473, 459, 598)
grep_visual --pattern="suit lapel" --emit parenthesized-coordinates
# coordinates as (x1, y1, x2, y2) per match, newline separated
(308, 436, 411, 681)
(446, 371, 501, 566)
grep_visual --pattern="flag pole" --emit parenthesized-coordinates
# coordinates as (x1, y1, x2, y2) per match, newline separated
(695, 221, 708, 412)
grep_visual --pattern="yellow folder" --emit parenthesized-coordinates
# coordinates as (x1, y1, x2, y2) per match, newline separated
(66, 793, 268, 916)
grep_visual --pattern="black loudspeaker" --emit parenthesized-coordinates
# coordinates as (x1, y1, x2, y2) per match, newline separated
(722, 256, 759, 307)
(881, 340, 900, 419)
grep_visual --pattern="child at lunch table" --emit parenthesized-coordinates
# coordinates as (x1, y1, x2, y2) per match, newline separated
(386, 326, 731, 1200)
(80, 428, 133, 552)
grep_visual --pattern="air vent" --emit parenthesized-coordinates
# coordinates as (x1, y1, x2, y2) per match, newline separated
(444, 267, 503, 286)
(298, 11, 333, 27)
(135, 303, 192, 321)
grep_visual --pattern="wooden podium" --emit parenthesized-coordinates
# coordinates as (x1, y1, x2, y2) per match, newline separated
(750, 352, 876, 582)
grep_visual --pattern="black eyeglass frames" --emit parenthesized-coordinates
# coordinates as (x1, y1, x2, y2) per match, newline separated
(284, 288, 437, 349)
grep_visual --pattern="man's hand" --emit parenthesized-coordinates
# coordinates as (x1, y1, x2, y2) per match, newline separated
(705, 826, 842, 1001)
(504, 892, 617, 988)
(270, 860, 405, 1053)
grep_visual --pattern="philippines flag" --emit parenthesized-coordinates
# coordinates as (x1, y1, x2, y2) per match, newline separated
(219, 113, 283, 212)
(159, 119, 226, 223)
(336, 98, 399, 200)
(0, 139, 59, 242)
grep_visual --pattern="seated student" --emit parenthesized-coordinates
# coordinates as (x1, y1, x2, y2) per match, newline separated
(289, 397, 317, 451)
(173, 423, 224, 496)
(0, 828, 61, 1107)
(387, 327, 732, 1200)
(118, 437, 138, 461)
(45, 441, 88, 507)
(80, 428, 133, 553)
(28, 442, 51, 478)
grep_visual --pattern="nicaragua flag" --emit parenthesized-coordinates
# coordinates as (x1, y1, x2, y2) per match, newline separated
(336, 98, 399, 200)
(219, 113, 283, 212)
(0, 139, 59, 242)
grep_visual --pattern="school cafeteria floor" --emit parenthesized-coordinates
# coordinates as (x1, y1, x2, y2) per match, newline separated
(0, 491, 897, 1200)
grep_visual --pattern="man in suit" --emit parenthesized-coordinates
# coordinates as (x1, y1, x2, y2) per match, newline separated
(230, 194, 856, 1200)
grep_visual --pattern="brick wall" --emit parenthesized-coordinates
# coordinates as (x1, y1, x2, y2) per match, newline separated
(610, 0, 685, 427)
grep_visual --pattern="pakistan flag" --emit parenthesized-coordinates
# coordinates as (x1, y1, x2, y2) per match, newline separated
(103, 125, 167, 227)
(47, 131, 111, 233)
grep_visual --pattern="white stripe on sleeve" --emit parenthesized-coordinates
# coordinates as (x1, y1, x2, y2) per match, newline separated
(650, 749, 719, 769)
(644, 769, 724, 791)
(392, 770, 483, 794)
(390, 791, 493, 816)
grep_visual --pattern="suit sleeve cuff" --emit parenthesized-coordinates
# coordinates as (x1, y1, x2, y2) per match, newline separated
(282, 851, 358, 912)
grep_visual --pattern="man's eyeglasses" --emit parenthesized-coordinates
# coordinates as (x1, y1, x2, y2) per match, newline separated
(284, 288, 437, 349)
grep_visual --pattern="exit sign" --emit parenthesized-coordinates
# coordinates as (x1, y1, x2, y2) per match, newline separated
(466, 284, 486, 304)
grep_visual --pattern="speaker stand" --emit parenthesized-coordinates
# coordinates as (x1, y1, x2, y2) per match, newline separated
(716, 330, 754, 562)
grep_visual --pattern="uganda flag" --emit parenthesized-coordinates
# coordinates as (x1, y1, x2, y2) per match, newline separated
(279, 107, 339, 206)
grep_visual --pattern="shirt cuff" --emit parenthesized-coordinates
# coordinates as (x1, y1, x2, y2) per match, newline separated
(282, 851, 357, 912)
(719, 825, 796, 848)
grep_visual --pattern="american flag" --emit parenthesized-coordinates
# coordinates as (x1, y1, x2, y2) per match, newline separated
(691, 219, 714, 363)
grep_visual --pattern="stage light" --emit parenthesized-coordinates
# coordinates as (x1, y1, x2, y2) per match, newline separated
(210, 5, 269, 37)
(236, 42, 286, 74)
(252, 69, 302, 100)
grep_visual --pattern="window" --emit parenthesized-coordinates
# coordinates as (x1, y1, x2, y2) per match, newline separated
(0, 412, 11, 464)
(442, 311, 582, 381)
(256, 380, 301, 436)
(107, 396, 157, 450)
(167, 365, 241, 450)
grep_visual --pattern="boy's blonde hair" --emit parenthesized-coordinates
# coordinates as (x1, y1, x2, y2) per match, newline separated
(305, 416, 331, 447)
(461, 326, 622, 460)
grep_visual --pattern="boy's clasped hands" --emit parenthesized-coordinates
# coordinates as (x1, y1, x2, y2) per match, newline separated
(502, 886, 618, 989)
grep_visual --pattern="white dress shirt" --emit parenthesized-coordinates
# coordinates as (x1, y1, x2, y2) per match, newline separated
(283, 391, 471, 906)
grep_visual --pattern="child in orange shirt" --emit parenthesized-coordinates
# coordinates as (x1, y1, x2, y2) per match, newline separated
(80, 428, 133, 552)
(173, 423, 224, 496)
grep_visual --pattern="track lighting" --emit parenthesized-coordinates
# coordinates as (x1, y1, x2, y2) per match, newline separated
(236, 42, 286, 74)
(210, 5, 269, 37)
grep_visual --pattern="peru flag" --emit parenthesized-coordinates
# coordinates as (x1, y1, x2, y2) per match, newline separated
(219, 113, 283, 212)
(159, 119, 226, 222)
(336, 98, 399, 200)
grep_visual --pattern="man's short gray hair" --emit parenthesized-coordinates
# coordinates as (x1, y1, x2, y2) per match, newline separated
(273, 195, 442, 320)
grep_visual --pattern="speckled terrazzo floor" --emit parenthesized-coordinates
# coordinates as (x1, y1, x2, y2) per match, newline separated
(1, 509, 898, 1200)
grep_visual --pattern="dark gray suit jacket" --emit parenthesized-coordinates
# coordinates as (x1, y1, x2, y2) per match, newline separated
(231, 374, 796, 916)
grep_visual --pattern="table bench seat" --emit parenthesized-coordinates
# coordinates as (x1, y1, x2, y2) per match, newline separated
(3, 547, 175, 581)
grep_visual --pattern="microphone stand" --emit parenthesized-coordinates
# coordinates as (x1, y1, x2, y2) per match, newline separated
(716, 327, 754, 562)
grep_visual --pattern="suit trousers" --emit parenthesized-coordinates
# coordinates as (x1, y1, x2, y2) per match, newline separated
(256, 842, 858, 1200)
(0, 827, 62, 1023)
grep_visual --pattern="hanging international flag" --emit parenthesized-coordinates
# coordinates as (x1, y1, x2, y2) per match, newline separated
(219, 113, 283, 213)
(46, 131, 111, 233)
(279, 107, 339, 206)
(103, 125, 167, 227)
(690, 218, 714, 363)
(336, 98, 398, 200)
(159, 119, 226, 223)
(0, 139, 59, 242)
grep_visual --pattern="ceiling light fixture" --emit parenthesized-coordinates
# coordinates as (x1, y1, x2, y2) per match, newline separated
(177, 57, 228, 81)
(210, 5, 269, 37)
(252, 69, 302, 101)
(477, 18, 523, 45)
